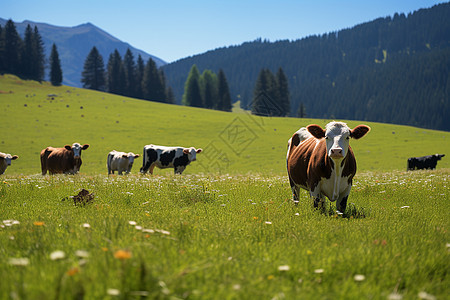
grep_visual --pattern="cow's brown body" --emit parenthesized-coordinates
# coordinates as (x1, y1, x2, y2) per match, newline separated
(287, 136, 356, 198)
(286, 122, 370, 213)
(40, 143, 89, 175)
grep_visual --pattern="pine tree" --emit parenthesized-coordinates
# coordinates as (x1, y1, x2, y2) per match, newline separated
(252, 69, 276, 116)
(182, 65, 202, 107)
(107, 50, 125, 95)
(135, 55, 145, 99)
(200, 70, 218, 109)
(81, 46, 106, 91)
(276, 67, 290, 116)
(142, 58, 166, 102)
(123, 48, 136, 97)
(3, 19, 22, 76)
(217, 69, 232, 112)
(297, 102, 306, 118)
(0, 25, 4, 73)
(32, 26, 45, 81)
(166, 86, 176, 104)
(21, 25, 34, 79)
(49, 43, 62, 86)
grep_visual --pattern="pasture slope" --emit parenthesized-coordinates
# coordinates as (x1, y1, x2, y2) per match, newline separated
(0, 75, 449, 299)
(0, 74, 449, 175)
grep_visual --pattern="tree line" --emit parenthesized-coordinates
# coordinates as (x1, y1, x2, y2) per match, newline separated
(0, 19, 63, 86)
(81, 46, 174, 103)
(251, 67, 290, 116)
(181, 65, 232, 111)
(162, 2, 450, 131)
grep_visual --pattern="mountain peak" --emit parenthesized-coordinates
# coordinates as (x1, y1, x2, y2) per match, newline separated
(0, 18, 166, 87)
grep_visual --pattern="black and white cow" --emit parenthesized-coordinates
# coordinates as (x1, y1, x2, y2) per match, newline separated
(140, 145, 203, 175)
(407, 154, 445, 171)
(107, 150, 140, 175)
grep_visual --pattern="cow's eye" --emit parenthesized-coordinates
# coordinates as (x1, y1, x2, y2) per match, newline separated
(325, 136, 329, 140)
(346, 136, 350, 140)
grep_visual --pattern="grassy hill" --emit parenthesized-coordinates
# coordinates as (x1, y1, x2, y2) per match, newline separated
(1, 74, 449, 176)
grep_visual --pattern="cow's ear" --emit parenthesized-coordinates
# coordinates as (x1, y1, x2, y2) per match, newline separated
(183, 148, 190, 154)
(196, 148, 203, 153)
(12, 155, 19, 160)
(64, 145, 72, 151)
(307, 124, 325, 139)
(82, 144, 90, 150)
(351, 125, 370, 139)
(135, 154, 140, 158)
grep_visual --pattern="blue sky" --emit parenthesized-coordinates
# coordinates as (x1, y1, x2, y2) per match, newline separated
(1, 0, 446, 63)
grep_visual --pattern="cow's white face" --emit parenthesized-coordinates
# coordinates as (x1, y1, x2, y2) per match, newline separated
(307, 122, 370, 160)
(183, 147, 203, 161)
(124, 152, 139, 164)
(2, 154, 19, 166)
(66, 143, 90, 158)
(324, 122, 351, 159)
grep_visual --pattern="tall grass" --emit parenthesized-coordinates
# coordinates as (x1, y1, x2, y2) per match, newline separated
(1, 170, 448, 299)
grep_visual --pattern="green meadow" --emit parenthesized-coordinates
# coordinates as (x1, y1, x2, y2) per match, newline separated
(0, 74, 449, 175)
(0, 74, 449, 299)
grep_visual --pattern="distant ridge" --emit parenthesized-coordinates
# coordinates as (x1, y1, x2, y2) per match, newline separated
(0, 18, 166, 87)
(162, 2, 450, 131)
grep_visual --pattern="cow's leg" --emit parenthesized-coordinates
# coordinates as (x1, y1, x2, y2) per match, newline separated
(40, 153, 48, 175)
(140, 161, 151, 173)
(118, 169, 123, 175)
(336, 185, 352, 214)
(149, 164, 156, 175)
(175, 166, 186, 174)
(310, 186, 324, 209)
(288, 177, 300, 204)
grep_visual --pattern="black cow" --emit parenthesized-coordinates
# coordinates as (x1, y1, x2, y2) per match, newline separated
(407, 154, 445, 171)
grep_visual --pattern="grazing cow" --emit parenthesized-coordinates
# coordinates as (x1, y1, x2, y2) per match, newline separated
(107, 150, 140, 175)
(40, 143, 89, 175)
(407, 154, 445, 171)
(0, 152, 19, 175)
(140, 145, 202, 175)
(287, 121, 370, 213)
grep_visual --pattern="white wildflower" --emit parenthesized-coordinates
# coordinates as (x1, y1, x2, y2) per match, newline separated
(353, 274, 365, 281)
(107, 288, 120, 296)
(50, 250, 66, 260)
(418, 291, 436, 300)
(75, 250, 89, 258)
(388, 293, 403, 300)
(278, 265, 290, 271)
(8, 257, 30, 266)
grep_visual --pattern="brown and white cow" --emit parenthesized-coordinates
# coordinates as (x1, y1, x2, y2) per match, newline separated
(107, 150, 140, 175)
(286, 121, 370, 213)
(40, 143, 89, 175)
(0, 152, 19, 175)
(140, 145, 202, 175)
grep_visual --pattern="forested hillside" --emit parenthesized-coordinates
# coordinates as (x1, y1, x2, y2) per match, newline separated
(163, 2, 450, 131)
